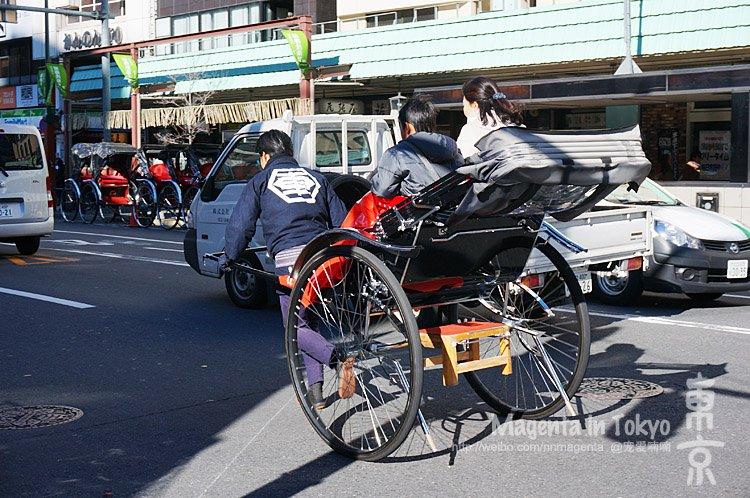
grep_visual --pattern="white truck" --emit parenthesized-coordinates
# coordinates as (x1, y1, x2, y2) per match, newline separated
(183, 111, 652, 308)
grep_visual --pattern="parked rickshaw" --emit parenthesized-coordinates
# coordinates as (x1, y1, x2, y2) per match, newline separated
(61, 142, 158, 226)
(143, 144, 221, 229)
(208, 125, 651, 461)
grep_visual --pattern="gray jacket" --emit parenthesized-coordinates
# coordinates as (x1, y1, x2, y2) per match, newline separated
(370, 132, 464, 197)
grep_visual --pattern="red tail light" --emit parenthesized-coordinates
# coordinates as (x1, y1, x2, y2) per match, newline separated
(520, 274, 543, 288)
(46, 175, 54, 208)
(625, 257, 642, 271)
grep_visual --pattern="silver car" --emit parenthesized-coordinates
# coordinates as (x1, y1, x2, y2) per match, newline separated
(592, 178, 750, 303)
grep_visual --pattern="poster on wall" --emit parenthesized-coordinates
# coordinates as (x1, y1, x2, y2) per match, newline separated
(15, 85, 39, 108)
(0, 87, 15, 109)
(699, 130, 731, 181)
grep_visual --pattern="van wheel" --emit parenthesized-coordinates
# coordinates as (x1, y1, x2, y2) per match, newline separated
(15, 237, 41, 256)
(327, 174, 371, 210)
(592, 269, 643, 305)
(225, 251, 267, 309)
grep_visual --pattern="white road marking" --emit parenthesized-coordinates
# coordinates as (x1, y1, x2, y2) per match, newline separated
(45, 247, 189, 267)
(144, 246, 183, 253)
(0, 286, 95, 309)
(556, 307, 750, 336)
(54, 229, 182, 245)
(199, 396, 294, 497)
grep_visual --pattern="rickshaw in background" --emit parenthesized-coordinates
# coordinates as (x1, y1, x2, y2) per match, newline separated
(143, 144, 221, 229)
(61, 142, 158, 227)
(206, 125, 652, 461)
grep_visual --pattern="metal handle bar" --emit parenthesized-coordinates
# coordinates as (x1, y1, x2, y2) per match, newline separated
(203, 250, 277, 280)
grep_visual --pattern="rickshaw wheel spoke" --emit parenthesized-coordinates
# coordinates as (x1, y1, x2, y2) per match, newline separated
(464, 242, 590, 419)
(285, 245, 422, 461)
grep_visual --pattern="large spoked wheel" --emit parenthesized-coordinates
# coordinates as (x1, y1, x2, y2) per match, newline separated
(463, 242, 590, 419)
(157, 182, 182, 230)
(61, 179, 80, 222)
(132, 181, 157, 228)
(286, 245, 423, 461)
(79, 181, 100, 224)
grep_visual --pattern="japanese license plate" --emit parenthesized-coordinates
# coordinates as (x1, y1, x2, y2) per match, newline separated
(0, 204, 14, 218)
(576, 271, 592, 294)
(727, 260, 748, 279)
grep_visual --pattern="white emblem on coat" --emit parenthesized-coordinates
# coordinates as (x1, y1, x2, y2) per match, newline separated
(268, 168, 321, 204)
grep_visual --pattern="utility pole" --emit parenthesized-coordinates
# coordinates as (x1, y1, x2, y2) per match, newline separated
(43, 0, 55, 177)
(100, 0, 111, 141)
(615, 0, 642, 75)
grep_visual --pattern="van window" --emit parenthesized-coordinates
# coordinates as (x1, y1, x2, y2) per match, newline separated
(315, 131, 371, 168)
(0, 133, 43, 170)
(212, 135, 261, 193)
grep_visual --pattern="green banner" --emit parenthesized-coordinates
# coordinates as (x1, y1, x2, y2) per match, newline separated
(281, 29, 310, 73)
(37, 68, 51, 104)
(112, 53, 139, 90)
(46, 63, 68, 99)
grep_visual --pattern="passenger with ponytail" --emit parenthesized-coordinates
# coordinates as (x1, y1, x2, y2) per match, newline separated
(457, 76, 524, 158)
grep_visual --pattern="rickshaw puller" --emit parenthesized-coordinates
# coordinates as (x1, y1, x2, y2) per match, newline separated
(222, 130, 353, 410)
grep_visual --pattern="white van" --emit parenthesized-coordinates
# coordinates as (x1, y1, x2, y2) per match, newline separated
(0, 124, 54, 255)
(184, 112, 396, 307)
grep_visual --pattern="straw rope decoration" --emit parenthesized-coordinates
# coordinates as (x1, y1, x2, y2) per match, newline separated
(101, 98, 311, 130)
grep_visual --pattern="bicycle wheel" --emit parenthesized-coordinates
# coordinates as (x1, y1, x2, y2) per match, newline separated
(463, 241, 590, 419)
(157, 182, 182, 230)
(132, 181, 157, 228)
(61, 179, 80, 222)
(286, 245, 423, 461)
(80, 182, 99, 224)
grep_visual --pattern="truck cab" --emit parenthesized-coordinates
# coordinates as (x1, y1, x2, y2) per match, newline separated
(184, 111, 397, 306)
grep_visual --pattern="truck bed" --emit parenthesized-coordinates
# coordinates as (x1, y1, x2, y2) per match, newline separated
(524, 206, 652, 274)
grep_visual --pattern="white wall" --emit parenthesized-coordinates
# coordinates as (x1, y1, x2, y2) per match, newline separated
(336, 0, 474, 18)
(661, 183, 750, 225)
(3, 0, 62, 60)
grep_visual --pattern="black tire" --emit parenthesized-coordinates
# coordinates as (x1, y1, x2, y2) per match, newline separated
(327, 174, 371, 210)
(463, 242, 590, 419)
(98, 202, 118, 224)
(80, 182, 99, 224)
(61, 180, 80, 222)
(224, 251, 267, 309)
(686, 292, 723, 302)
(15, 236, 40, 256)
(132, 181, 157, 228)
(286, 245, 423, 461)
(157, 182, 182, 230)
(592, 268, 643, 305)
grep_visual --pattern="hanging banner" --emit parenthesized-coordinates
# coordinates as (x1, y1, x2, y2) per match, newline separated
(281, 29, 310, 73)
(37, 68, 51, 104)
(112, 53, 139, 90)
(46, 63, 68, 99)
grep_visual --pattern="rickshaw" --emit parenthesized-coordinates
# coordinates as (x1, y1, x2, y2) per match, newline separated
(143, 144, 221, 229)
(208, 125, 651, 461)
(61, 142, 158, 227)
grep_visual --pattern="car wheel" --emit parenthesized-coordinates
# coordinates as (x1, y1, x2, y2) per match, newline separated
(686, 292, 723, 302)
(592, 268, 643, 305)
(224, 251, 267, 309)
(15, 236, 41, 256)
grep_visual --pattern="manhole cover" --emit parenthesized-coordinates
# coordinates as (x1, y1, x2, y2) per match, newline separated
(0, 405, 83, 429)
(577, 377, 663, 400)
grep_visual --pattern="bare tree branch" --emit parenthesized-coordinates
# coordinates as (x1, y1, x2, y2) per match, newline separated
(155, 72, 216, 145)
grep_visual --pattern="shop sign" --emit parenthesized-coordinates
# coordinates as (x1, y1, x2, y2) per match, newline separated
(0, 86, 15, 109)
(316, 99, 364, 115)
(699, 130, 731, 181)
(15, 85, 39, 108)
(371, 99, 391, 115)
(63, 26, 123, 51)
(565, 112, 606, 129)
(0, 108, 45, 127)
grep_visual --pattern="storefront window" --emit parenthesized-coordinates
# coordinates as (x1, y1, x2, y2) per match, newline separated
(687, 102, 732, 181)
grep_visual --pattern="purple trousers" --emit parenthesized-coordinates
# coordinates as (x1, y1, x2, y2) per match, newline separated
(278, 292, 334, 385)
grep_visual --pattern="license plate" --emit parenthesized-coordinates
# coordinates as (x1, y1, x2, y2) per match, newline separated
(727, 260, 748, 279)
(0, 204, 13, 218)
(576, 272, 592, 294)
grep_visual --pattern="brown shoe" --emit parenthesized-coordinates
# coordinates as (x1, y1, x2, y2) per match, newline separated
(338, 356, 356, 399)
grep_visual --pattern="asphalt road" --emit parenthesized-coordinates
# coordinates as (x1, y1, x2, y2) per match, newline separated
(1, 220, 749, 497)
